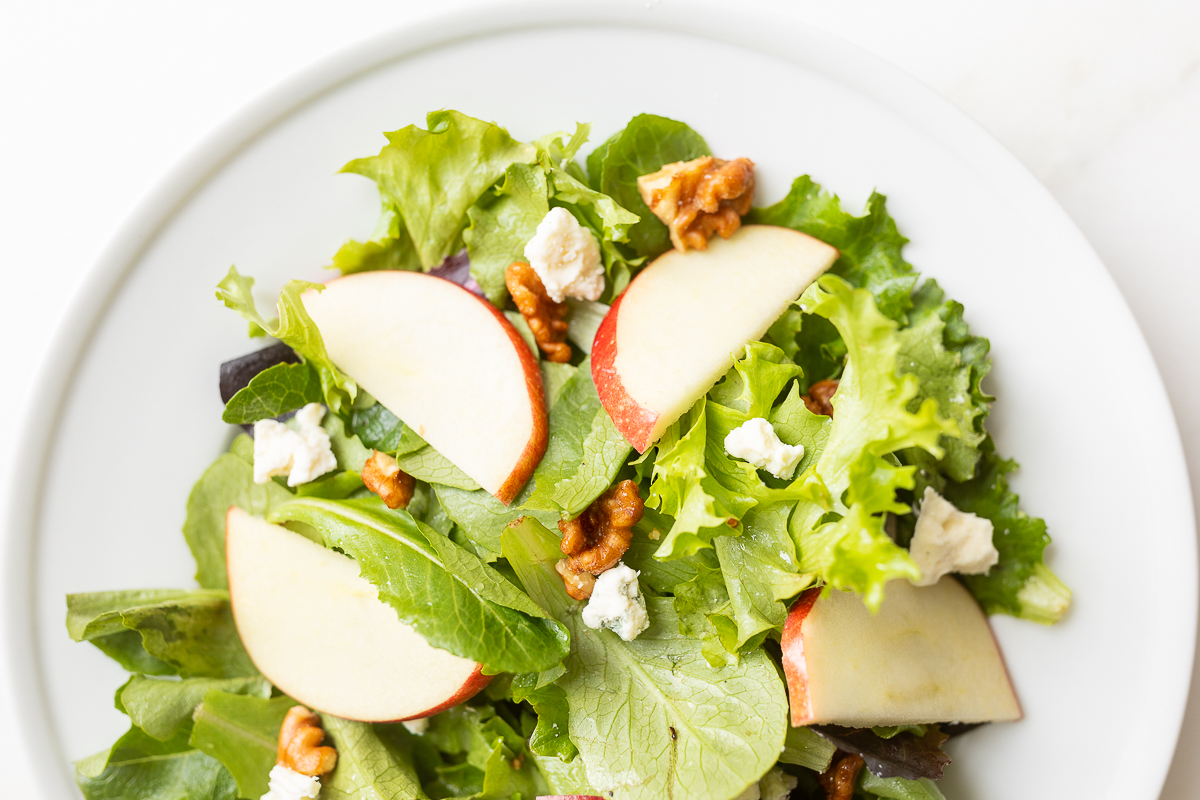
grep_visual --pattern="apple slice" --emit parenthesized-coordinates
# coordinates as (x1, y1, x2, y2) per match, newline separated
(781, 578, 1021, 727)
(302, 271, 546, 505)
(225, 507, 489, 721)
(592, 224, 838, 452)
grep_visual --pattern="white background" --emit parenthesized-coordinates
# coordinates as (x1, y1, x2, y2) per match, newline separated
(1, 0, 1198, 796)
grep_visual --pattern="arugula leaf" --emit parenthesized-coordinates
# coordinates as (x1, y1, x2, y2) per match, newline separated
(786, 277, 956, 609)
(343, 110, 537, 268)
(216, 266, 357, 415)
(118, 675, 270, 741)
(322, 716, 431, 800)
(747, 175, 918, 322)
(464, 162, 550, 305)
(189, 692, 293, 799)
(76, 725, 238, 800)
(329, 202, 423, 276)
(942, 437, 1070, 622)
(67, 590, 256, 678)
(268, 497, 569, 674)
(221, 362, 322, 424)
(183, 436, 293, 590)
(522, 357, 631, 516)
(503, 518, 788, 800)
(586, 114, 711, 257)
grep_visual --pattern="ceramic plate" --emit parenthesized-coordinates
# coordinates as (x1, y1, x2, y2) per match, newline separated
(5, 3, 1195, 798)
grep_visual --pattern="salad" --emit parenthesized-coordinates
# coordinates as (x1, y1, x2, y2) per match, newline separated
(65, 111, 1071, 800)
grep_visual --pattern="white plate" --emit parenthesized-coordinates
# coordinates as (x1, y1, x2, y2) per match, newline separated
(5, 2, 1195, 798)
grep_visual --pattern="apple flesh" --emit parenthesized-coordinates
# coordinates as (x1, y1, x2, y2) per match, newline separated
(302, 271, 546, 505)
(781, 578, 1021, 727)
(225, 507, 489, 721)
(592, 224, 838, 452)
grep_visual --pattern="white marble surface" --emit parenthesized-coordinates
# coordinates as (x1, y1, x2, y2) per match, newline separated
(1, 0, 1197, 796)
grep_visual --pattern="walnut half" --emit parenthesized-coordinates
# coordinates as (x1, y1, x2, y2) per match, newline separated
(278, 705, 338, 776)
(637, 156, 755, 252)
(559, 480, 643, 576)
(506, 261, 571, 363)
(362, 450, 415, 509)
(817, 752, 865, 800)
(802, 379, 839, 418)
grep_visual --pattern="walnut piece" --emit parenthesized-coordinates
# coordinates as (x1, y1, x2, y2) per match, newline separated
(559, 480, 643, 575)
(361, 450, 415, 509)
(555, 559, 597, 601)
(817, 752, 865, 800)
(803, 379, 840, 418)
(278, 705, 338, 776)
(637, 156, 755, 252)
(506, 261, 571, 363)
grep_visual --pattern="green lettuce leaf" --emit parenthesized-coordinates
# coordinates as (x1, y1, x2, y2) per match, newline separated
(747, 176, 918, 322)
(215, 266, 357, 415)
(343, 110, 537, 269)
(671, 555, 740, 668)
(586, 114, 711, 257)
(896, 279, 992, 481)
(118, 675, 270, 741)
(787, 277, 956, 608)
(778, 725, 835, 772)
(76, 725, 237, 800)
(512, 674, 578, 762)
(329, 203, 422, 276)
(521, 357, 632, 517)
(860, 771, 947, 800)
(221, 362, 322, 424)
(183, 435, 293, 590)
(323, 717, 431, 800)
(433, 483, 559, 562)
(268, 497, 569, 674)
(942, 437, 1070, 623)
(189, 692, 293, 799)
(464, 162, 550, 305)
(67, 590, 256, 678)
(351, 402, 408, 453)
(419, 704, 546, 799)
(503, 517, 788, 800)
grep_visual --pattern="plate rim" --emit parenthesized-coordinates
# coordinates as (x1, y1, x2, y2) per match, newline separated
(5, 2, 1194, 798)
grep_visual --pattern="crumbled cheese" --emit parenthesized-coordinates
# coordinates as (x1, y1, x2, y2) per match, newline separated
(260, 764, 320, 800)
(723, 417, 805, 479)
(401, 717, 429, 735)
(582, 563, 649, 641)
(523, 207, 605, 302)
(253, 403, 338, 486)
(909, 486, 999, 586)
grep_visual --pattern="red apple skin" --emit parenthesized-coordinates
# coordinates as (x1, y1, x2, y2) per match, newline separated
(225, 507, 491, 722)
(312, 274, 547, 506)
(781, 588, 821, 726)
(591, 290, 658, 453)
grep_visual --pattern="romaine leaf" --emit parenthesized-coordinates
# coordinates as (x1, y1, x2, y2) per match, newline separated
(586, 114, 711, 257)
(942, 437, 1070, 622)
(67, 590, 256, 678)
(322, 716, 431, 800)
(76, 725, 237, 800)
(521, 357, 632, 517)
(503, 517, 788, 800)
(221, 362, 322, 424)
(216, 266, 357, 415)
(189, 692, 293, 799)
(118, 675, 271, 741)
(342, 110, 537, 269)
(747, 176, 918, 322)
(267, 497, 569, 674)
(183, 436, 293, 590)
(463, 162, 549, 305)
